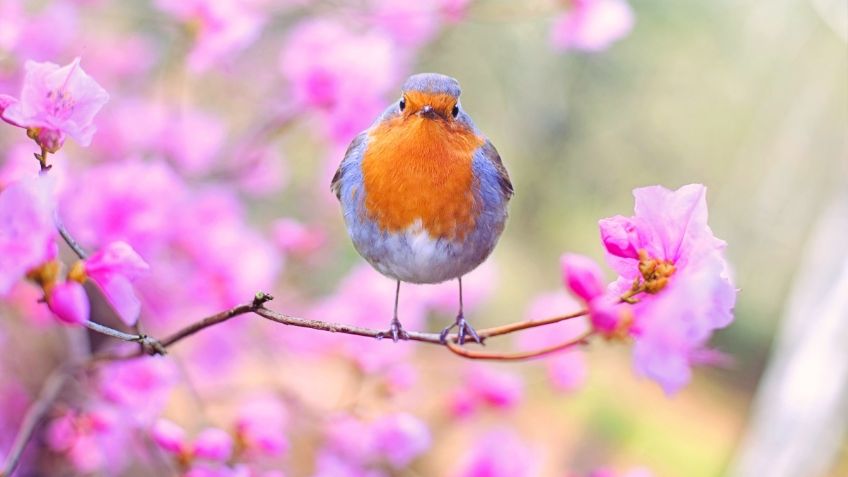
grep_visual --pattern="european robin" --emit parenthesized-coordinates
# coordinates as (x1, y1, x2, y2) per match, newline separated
(331, 73, 513, 344)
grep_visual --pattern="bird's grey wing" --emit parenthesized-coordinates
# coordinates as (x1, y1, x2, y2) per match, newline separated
(331, 132, 367, 201)
(479, 139, 514, 201)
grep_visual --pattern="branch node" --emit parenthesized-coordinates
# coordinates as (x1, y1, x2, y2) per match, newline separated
(137, 335, 167, 356)
(252, 291, 274, 308)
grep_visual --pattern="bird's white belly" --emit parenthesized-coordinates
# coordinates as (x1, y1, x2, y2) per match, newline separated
(350, 219, 493, 284)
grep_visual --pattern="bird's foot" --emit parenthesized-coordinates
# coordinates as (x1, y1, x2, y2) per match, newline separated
(439, 313, 483, 346)
(376, 318, 409, 343)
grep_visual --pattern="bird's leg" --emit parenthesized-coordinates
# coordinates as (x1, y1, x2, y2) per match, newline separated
(377, 280, 409, 343)
(439, 277, 483, 345)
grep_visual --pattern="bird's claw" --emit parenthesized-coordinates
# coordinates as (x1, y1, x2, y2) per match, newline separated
(439, 313, 483, 346)
(377, 318, 409, 343)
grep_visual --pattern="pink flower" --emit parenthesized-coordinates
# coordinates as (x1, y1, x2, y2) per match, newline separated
(47, 281, 89, 325)
(368, 0, 442, 47)
(160, 109, 226, 175)
(272, 218, 326, 256)
(551, 0, 634, 52)
(453, 429, 538, 477)
(599, 184, 736, 393)
(0, 176, 56, 295)
(235, 395, 289, 457)
(561, 253, 605, 302)
(98, 357, 176, 422)
(45, 409, 128, 474)
(371, 413, 431, 468)
(560, 253, 630, 336)
(280, 19, 400, 144)
(465, 365, 524, 410)
(82, 241, 150, 326)
(193, 428, 234, 462)
(155, 0, 264, 72)
(1, 58, 109, 152)
(151, 418, 189, 455)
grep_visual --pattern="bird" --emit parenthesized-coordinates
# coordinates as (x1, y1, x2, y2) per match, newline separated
(331, 73, 513, 345)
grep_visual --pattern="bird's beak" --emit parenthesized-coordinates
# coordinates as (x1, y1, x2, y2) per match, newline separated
(418, 105, 438, 119)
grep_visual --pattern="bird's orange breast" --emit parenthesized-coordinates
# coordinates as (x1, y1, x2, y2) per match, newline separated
(361, 115, 485, 240)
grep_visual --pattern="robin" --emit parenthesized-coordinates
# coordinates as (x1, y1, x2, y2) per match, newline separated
(331, 73, 513, 344)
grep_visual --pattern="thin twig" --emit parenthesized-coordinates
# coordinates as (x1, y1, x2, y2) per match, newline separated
(0, 367, 70, 477)
(55, 217, 87, 259)
(445, 330, 594, 360)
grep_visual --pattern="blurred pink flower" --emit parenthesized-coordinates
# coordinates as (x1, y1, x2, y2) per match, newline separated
(518, 292, 590, 393)
(194, 427, 234, 462)
(280, 19, 401, 144)
(453, 429, 538, 477)
(1, 58, 109, 152)
(272, 218, 326, 256)
(152, 418, 189, 454)
(0, 176, 56, 295)
(440, 0, 473, 23)
(98, 356, 176, 422)
(0, 1, 23, 52)
(61, 159, 186, 254)
(11, 2, 80, 62)
(45, 409, 128, 474)
(589, 467, 655, 477)
(599, 184, 736, 393)
(160, 109, 226, 175)
(368, 0, 441, 47)
(46, 281, 88, 325)
(83, 241, 150, 326)
(156, 0, 265, 72)
(465, 365, 524, 409)
(235, 395, 289, 457)
(551, 0, 634, 52)
(371, 413, 431, 468)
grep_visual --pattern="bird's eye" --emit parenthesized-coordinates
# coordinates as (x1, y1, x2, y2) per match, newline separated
(399, 98, 406, 111)
(451, 105, 460, 118)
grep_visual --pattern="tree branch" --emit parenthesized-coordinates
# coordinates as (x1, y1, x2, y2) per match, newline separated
(0, 367, 71, 477)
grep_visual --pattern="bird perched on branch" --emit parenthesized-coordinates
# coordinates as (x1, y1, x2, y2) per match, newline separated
(331, 73, 513, 344)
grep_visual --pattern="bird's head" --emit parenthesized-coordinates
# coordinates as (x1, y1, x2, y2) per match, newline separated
(398, 73, 464, 122)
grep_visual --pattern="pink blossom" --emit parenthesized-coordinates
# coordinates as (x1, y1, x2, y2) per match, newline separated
(194, 427, 234, 462)
(280, 19, 400, 144)
(465, 365, 524, 410)
(559, 253, 629, 336)
(453, 429, 538, 477)
(160, 109, 226, 175)
(155, 0, 264, 72)
(45, 409, 128, 474)
(272, 218, 326, 256)
(83, 241, 149, 325)
(98, 357, 176, 422)
(323, 414, 376, 465)
(368, 0, 442, 47)
(599, 184, 736, 393)
(371, 413, 431, 468)
(589, 467, 655, 477)
(47, 281, 89, 325)
(10, 2, 80, 62)
(551, 0, 634, 52)
(0, 176, 56, 295)
(447, 388, 478, 419)
(151, 418, 189, 454)
(561, 253, 606, 302)
(235, 395, 289, 457)
(1, 58, 109, 151)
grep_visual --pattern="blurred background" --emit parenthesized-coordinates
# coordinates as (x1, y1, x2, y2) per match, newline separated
(0, 0, 846, 476)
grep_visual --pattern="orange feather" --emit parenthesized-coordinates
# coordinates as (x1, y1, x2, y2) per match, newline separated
(361, 104, 484, 241)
